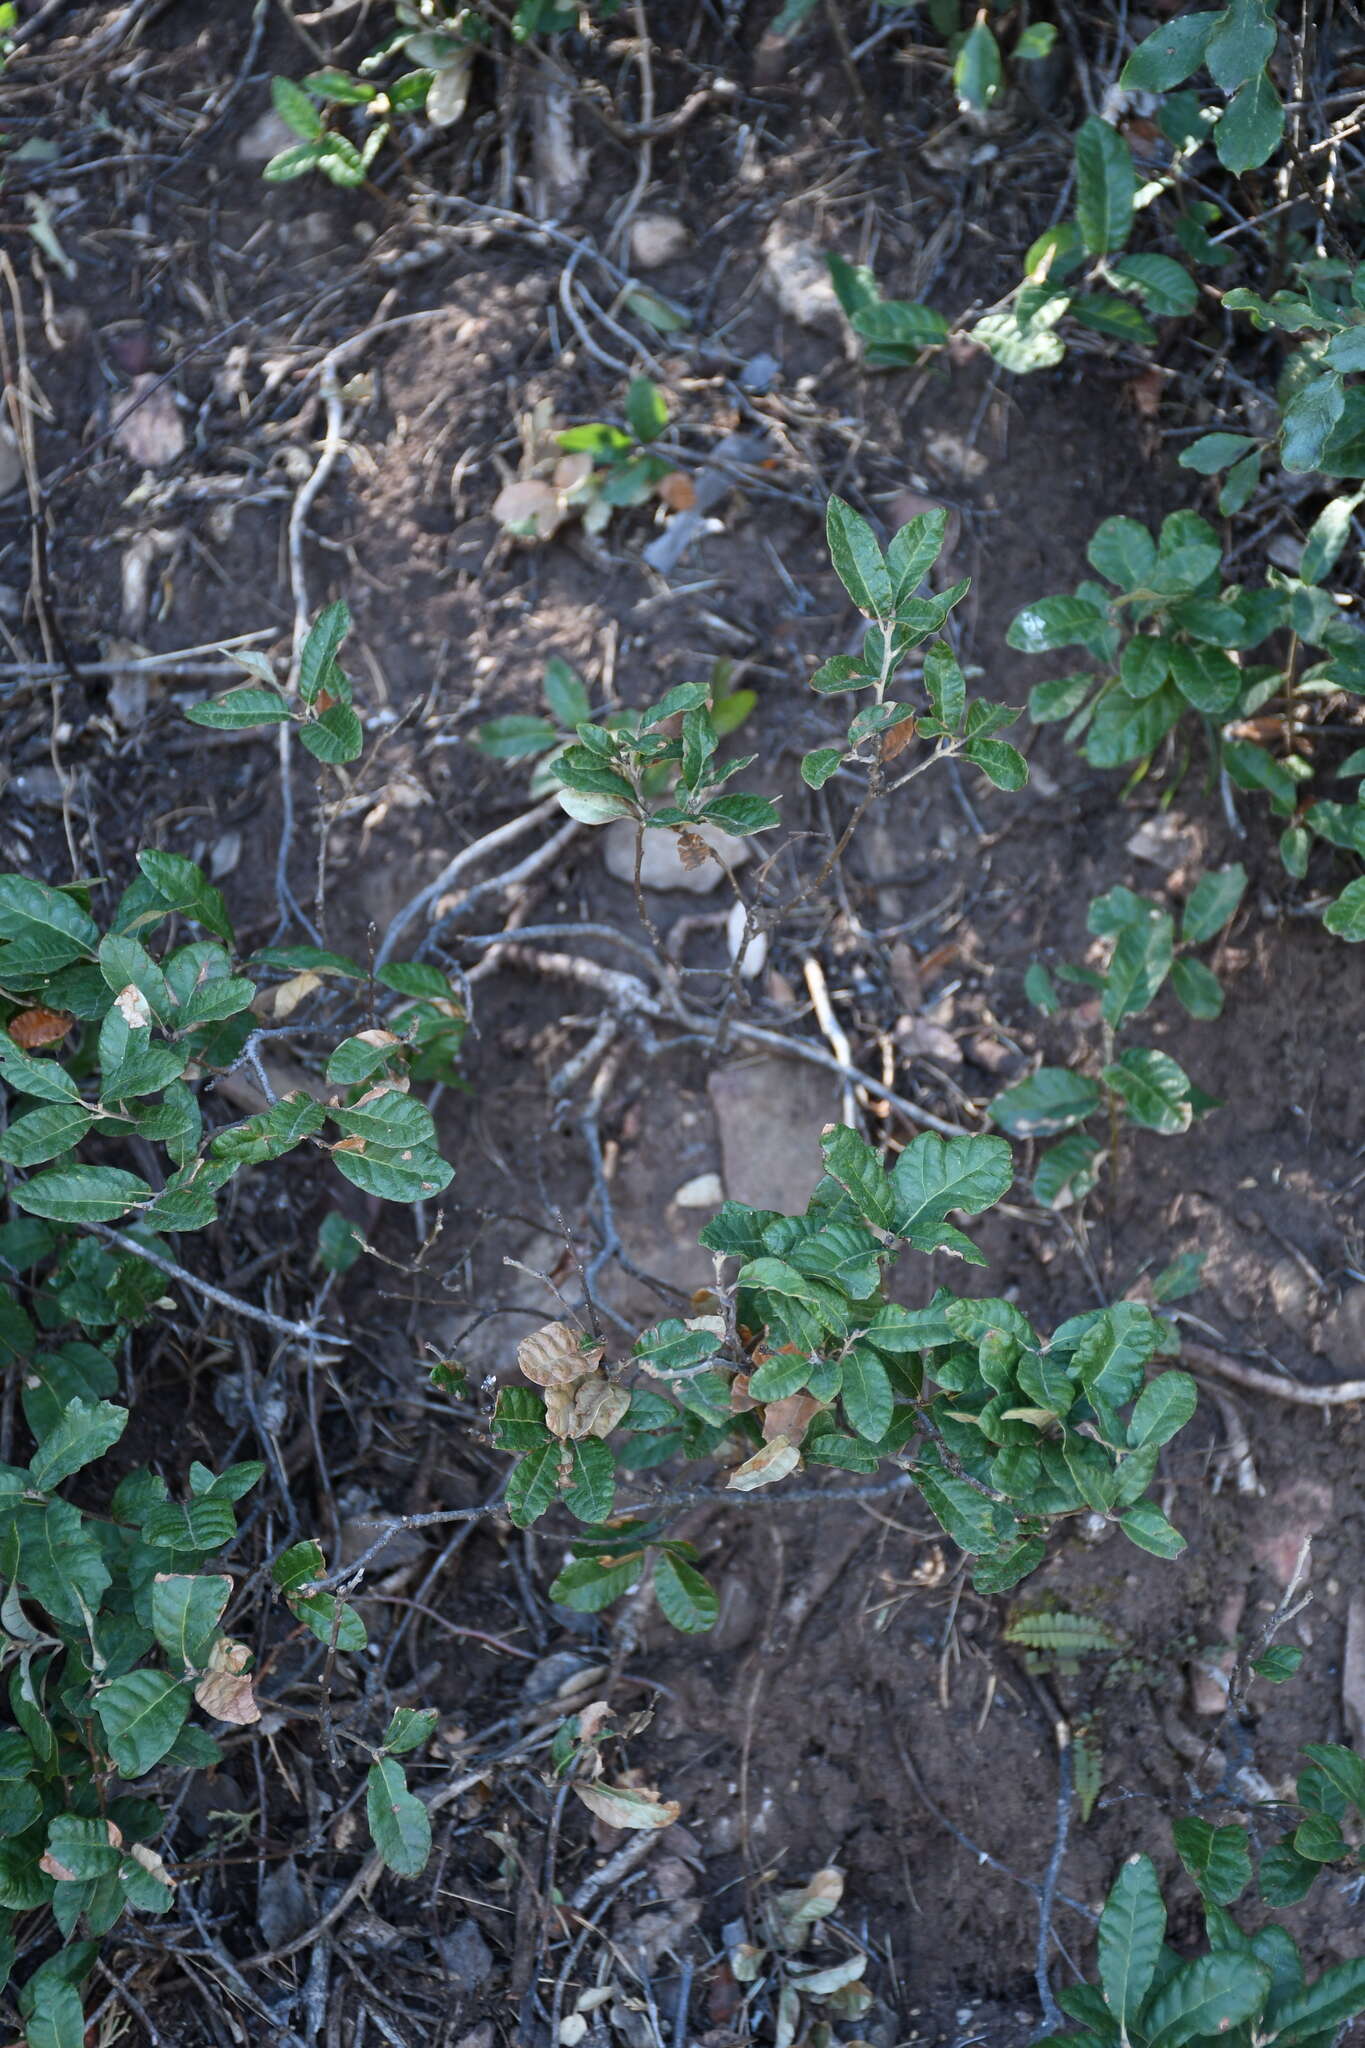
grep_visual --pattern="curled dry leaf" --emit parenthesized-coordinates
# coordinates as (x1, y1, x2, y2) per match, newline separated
(112, 374, 186, 469)
(553, 451, 594, 495)
(573, 1780, 680, 1831)
(771, 1866, 844, 1949)
(761, 1393, 824, 1445)
(115, 984, 151, 1029)
(426, 49, 473, 127)
(270, 970, 322, 1022)
(517, 1321, 604, 1389)
(8, 1007, 73, 1048)
(727, 1435, 801, 1491)
(881, 713, 918, 763)
(130, 1841, 175, 1891)
(676, 831, 712, 872)
(493, 479, 565, 540)
(544, 1374, 630, 1441)
(194, 1637, 261, 1726)
(576, 1699, 614, 1745)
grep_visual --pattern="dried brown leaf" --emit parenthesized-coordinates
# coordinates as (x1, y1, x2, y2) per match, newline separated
(726, 1436, 801, 1491)
(518, 1321, 603, 1389)
(494, 478, 564, 540)
(573, 1781, 680, 1831)
(8, 1007, 73, 1048)
(195, 1637, 260, 1725)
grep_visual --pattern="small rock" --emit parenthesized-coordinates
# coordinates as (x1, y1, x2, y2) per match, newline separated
(257, 1857, 310, 1949)
(10, 765, 67, 809)
(280, 211, 340, 253)
(630, 213, 689, 269)
(112, 375, 185, 469)
(1126, 812, 1198, 872)
(519, 1649, 599, 1705)
(0, 424, 22, 499)
(895, 1015, 961, 1065)
(708, 1057, 840, 1212)
(437, 1920, 494, 1991)
(1343, 1594, 1365, 1748)
(673, 1171, 722, 1209)
(237, 108, 297, 164)
(763, 220, 841, 330)
(340, 1513, 428, 1572)
(1252, 1479, 1333, 1589)
(727, 896, 768, 978)
(211, 829, 242, 879)
(738, 352, 780, 394)
(1265, 1254, 1315, 1333)
(602, 818, 752, 894)
(753, 28, 793, 83)
(1316, 1284, 1365, 1371)
(648, 1856, 697, 1901)
(1190, 1588, 1245, 1716)
(456, 2027, 494, 2048)
(966, 1033, 1016, 1076)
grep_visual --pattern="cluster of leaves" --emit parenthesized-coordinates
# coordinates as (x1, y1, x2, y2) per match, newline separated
(0, 863, 456, 1224)
(832, 116, 1200, 376)
(991, 868, 1246, 1208)
(1121, 0, 1287, 176)
(1009, 512, 1365, 937)
(1220, 261, 1365, 479)
(803, 498, 1026, 793)
(728, 1865, 873, 2042)
(473, 652, 754, 799)
(0, 1365, 258, 2044)
(512, 494, 1017, 841)
(492, 379, 694, 543)
(491, 1121, 1201, 1626)
(0, 827, 462, 2034)
(187, 599, 367, 767)
(264, 0, 624, 183)
(1042, 1809, 1365, 2048)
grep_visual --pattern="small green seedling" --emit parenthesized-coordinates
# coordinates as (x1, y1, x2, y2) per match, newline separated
(992, 868, 1246, 1208)
(493, 379, 692, 542)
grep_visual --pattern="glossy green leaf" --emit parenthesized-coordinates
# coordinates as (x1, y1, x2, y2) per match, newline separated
(137, 851, 234, 945)
(1128, 1370, 1198, 1448)
(1181, 863, 1246, 942)
(1103, 1047, 1193, 1134)
(1119, 1499, 1187, 1558)
(366, 1756, 430, 1876)
(13, 1166, 151, 1224)
(1172, 1817, 1252, 1904)
(151, 1574, 231, 1672)
(826, 498, 892, 618)
(653, 1552, 718, 1633)
(0, 1103, 94, 1170)
(991, 1068, 1101, 1138)
(1074, 117, 1135, 254)
(96, 1671, 191, 1778)
(1121, 12, 1217, 89)
(1144, 1950, 1268, 2046)
(29, 1397, 127, 1490)
(889, 1131, 1013, 1262)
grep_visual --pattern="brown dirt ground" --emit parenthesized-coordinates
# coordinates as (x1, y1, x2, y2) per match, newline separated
(2, 2, 1364, 2044)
